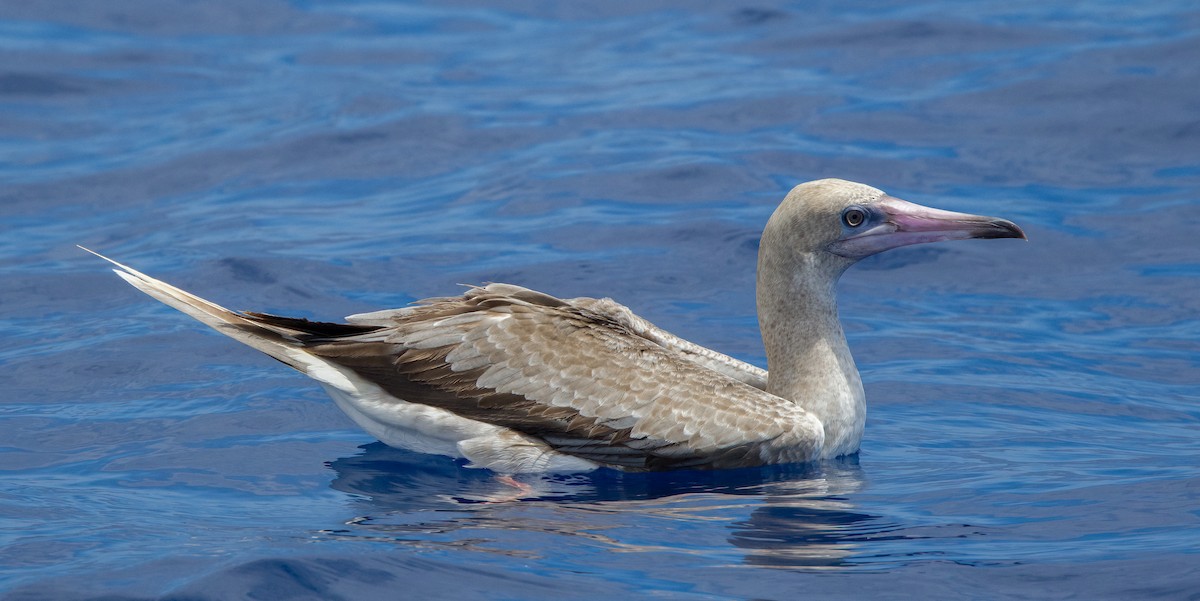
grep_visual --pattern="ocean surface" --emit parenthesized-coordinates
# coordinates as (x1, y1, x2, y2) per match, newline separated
(3, 1, 1199, 599)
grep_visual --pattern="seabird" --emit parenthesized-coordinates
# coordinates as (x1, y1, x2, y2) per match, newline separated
(83, 179, 1024, 473)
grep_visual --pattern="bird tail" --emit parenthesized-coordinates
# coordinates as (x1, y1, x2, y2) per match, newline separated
(79, 246, 326, 373)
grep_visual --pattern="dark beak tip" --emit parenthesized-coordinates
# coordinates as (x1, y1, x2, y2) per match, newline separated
(982, 219, 1026, 241)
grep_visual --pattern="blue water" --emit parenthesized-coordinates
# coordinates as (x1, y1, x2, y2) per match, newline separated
(3, 1, 1199, 599)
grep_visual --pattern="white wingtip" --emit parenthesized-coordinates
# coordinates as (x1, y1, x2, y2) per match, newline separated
(81, 245, 317, 372)
(79, 245, 163, 284)
(77, 245, 118, 266)
(82, 245, 249, 322)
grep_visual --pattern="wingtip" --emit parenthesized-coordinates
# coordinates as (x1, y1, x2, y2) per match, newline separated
(79, 244, 117, 264)
(78, 244, 140, 274)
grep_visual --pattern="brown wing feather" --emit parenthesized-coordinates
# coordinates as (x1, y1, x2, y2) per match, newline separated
(255, 285, 818, 470)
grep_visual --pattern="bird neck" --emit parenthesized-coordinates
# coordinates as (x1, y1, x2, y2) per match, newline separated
(756, 250, 865, 458)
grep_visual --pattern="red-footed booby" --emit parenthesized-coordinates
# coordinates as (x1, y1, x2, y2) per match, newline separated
(83, 179, 1024, 473)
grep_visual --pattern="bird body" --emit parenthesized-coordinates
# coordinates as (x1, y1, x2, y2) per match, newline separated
(86, 179, 1024, 473)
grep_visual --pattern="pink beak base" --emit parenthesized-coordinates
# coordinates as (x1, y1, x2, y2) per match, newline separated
(833, 196, 1026, 258)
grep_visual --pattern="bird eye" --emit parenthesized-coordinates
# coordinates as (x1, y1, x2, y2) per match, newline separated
(842, 207, 867, 228)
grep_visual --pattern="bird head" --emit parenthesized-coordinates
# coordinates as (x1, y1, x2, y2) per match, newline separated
(763, 178, 1025, 270)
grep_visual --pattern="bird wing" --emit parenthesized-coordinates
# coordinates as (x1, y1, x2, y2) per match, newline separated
(345, 284, 770, 391)
(271, 284, 820, 470)
(560, 294, 769, 390)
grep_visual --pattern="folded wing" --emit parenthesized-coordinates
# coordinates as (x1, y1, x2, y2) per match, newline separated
(267, 284, 820, 470)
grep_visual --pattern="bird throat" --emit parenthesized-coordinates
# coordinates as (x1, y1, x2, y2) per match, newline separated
(756, 251, 866, 458)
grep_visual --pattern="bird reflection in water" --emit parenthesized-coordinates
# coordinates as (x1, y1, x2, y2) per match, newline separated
(323, 443, 883, 569)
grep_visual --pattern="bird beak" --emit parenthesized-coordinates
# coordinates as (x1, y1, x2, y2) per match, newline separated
(832, 195, 1026, 258)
